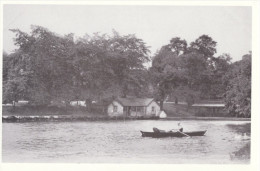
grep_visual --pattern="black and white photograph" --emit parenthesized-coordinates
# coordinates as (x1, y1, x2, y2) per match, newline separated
(1, 1, 259, 168)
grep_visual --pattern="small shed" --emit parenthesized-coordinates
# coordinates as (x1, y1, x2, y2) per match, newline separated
(107, 97, 160, 117)
(158, 110, 167, 118)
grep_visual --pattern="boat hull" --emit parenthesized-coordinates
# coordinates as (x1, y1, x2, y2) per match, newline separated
(140, 130, 207, 138)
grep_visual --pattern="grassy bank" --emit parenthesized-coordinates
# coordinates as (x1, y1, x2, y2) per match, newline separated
(227, 123, 251, 162)
(230, 142, 250, 161)
(2, 106, 251, 122)
(2, 105, 103, 117)
(165, 116, 251, 121)
(2, 106, 161, 122)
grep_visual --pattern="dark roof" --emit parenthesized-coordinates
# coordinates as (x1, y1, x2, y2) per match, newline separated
(196, 100, 224, 104)
(192, 100, 225, 107)
(95, 97, 115, 106)
(115, 98, 154, 107)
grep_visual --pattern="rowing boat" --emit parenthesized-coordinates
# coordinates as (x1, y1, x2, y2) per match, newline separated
(140, 130, 207, 138)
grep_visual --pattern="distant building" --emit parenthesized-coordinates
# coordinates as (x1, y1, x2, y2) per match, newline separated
(191, 102, 227, 117)
(70, 101, 86, 107)
(7, 100, 29, 106)
(107, 97, 160, 117)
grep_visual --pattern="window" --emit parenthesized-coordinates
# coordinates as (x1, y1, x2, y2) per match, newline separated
(152, 106, 155, 112)
(136, 107, 144, 112)
(113, 106, 118, 112)
(136, 107, 141, 112)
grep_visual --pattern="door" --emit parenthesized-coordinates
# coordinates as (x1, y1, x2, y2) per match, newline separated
(123, 106, 131, 116)
(151, 106, 156, 115)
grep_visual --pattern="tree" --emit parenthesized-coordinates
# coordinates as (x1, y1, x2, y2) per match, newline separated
(208, 53, 232, 99)
(9, 26, 76, 105)
(5, 26, 151, 107)
(3, 51, 30, 105)
(3, 51, 10, 83)
(151, 35, 230, 109)
(178, 35, 231, 101)
(223, 52, 251, 117)
(75, 31, 151, 101)
(168, 37, 187, 56)
(150, 45, 186, 109)
(189, 35, 217, 58)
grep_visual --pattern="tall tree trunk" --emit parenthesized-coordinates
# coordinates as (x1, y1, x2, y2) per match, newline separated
(65, 100, 70, 113)
(158, 86, 165, 111)
(85, 98, 92, 112)
(12, 101, 16, 109)
(122, 84, 127, 98)
(175, 97, 178, 104)
(160, 100, 164, 110)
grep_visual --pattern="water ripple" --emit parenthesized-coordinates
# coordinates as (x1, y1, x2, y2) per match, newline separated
(2, 120, 250, 163)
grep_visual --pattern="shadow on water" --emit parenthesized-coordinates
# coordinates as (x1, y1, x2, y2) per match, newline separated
(226, 123, 251, 135)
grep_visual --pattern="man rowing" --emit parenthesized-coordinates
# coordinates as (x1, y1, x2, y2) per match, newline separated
(178, 122, 183, 132)
(168, 122, 183, 132)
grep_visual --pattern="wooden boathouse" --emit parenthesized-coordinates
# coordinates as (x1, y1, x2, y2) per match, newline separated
(107, 98, 160, 117)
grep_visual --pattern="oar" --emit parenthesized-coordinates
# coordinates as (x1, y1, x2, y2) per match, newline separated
(177, 131, 190, 137)
(169, 129, 190, 137)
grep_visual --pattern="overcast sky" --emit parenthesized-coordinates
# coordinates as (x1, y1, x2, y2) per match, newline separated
(3, 5, 252, 61)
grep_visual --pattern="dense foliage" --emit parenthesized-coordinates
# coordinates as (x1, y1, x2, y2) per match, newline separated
(3, 26, 151, 107)
(3, 26, 251, 117)
(150, 35, 250, 118)
(150, 35, 231, 107)
(223, 53, 251, 117)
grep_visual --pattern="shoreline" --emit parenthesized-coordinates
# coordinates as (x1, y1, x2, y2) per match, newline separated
(164, 116, 251, 121)
(2, 105, 251, 122)
(2, 115, 251, 123)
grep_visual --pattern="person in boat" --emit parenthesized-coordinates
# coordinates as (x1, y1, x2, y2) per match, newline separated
(177, 122, 183, 132)
(168, 122, 183, 132)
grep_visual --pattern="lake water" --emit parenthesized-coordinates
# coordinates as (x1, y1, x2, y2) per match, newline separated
(2, 120, 250, 163)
